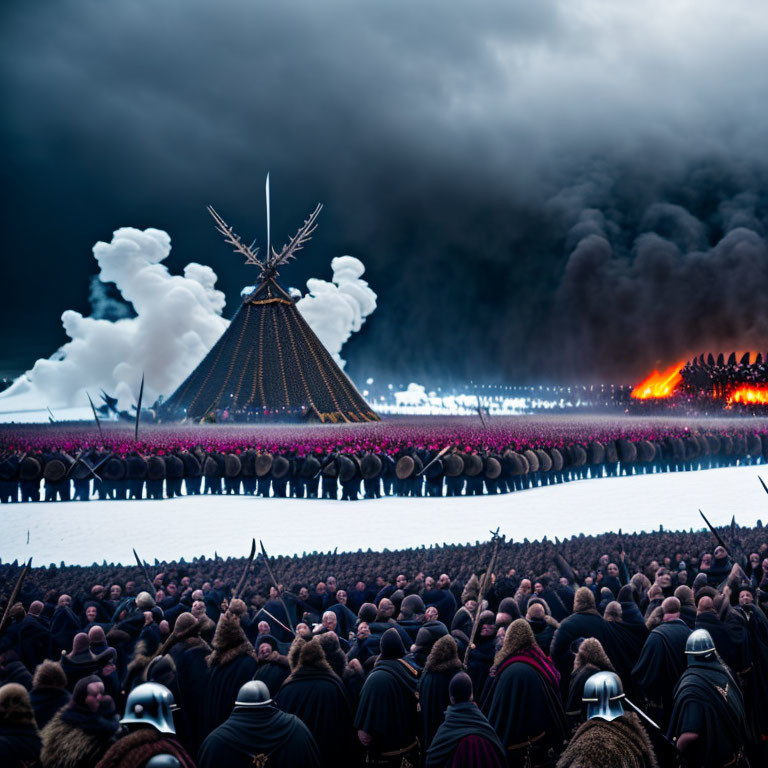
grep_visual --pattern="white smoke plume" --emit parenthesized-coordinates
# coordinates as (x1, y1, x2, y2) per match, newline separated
(0, 228, 376, 414)
(295, 255, 377, 369)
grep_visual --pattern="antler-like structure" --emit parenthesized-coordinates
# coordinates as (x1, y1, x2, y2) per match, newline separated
(266, 203, 323, 275)
(207, 205, 263, 269)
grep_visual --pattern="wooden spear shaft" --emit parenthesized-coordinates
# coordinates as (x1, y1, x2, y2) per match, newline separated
(463, 529, 502, 668)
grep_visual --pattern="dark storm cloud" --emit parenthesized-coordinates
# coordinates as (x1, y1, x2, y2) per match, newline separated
(2, 1, 767, 383)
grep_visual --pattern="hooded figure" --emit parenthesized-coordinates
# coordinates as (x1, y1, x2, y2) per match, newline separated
(198, 680, 321, 768)
(0, 682, 41, 767)
(165, 612, 211, 752)
(30, 659, 71, 730)
(425, 672, 504, 768)
(61, 632, 117, 692)
(275, 637, 358, 767)
(354, 627, 420, 766)
(40, 675, 119, 768)
(418, 635, 463, 751)
(466, 610, 497, 697)
(480, 619, 567, 767)
(201, 606, 259, 737)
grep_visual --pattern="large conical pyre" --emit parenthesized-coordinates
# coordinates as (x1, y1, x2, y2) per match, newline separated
(161, 186, 379, 423)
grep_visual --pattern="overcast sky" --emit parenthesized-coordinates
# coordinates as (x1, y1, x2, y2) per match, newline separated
(2, 1, 767, 384)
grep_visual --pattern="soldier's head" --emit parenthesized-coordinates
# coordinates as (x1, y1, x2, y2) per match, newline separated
(425, 605, 439, 622)
(661, 597, 680, 620)
(583, 671, 624, 721)
(58, 594, 71, 608)
(336, 590, 347, 605)
(685, 628, 717, 664)
(396, 574, 408, 589)
(322, 611, 337, 631)
(606, 563, 619, 577)
(739, 589, 754, 606)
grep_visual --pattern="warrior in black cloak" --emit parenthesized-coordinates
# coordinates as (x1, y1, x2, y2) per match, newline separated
(425, 672, 504, 768)
(631, 596, 691, 728)
(667, 629, 751, 768)
(354, 627, 420, 766)
(480, 619, 568, 768)
(274, 637, 358, 767)
(198, 680, 321, 768)
(418, 635, 463, 752)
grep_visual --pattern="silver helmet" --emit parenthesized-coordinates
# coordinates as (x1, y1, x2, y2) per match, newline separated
(582, 671, 625, 721)
(235, 680, 272, 708)
(685, 629, 716, 659)
(120, 682, 176, 734)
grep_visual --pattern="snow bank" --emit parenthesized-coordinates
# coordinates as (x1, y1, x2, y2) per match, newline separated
(1, 464, 764, 566)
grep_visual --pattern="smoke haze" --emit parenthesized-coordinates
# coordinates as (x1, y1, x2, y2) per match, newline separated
(2, 1, 767, 383)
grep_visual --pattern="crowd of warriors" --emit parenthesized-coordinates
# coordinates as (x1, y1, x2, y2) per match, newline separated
(2, 524, 768, 767)
(681, 352, 768, 401)
(2, 424, 767, 503)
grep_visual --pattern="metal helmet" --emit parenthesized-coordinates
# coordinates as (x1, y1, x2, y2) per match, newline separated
(145, 757, 181, 768)
(234, 680, 272, 708)
(685, 629, 716, 660)
(120, 682, 176, 734)
(582, 671, 625, 721)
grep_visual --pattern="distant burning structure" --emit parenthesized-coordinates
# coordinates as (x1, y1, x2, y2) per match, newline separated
(631, 351, 768, 408)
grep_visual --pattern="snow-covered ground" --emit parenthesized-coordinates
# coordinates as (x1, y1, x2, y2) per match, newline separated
(2, 464, 766, 566)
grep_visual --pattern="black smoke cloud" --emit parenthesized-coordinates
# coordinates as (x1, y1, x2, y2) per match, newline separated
(1, 1, 767, 384)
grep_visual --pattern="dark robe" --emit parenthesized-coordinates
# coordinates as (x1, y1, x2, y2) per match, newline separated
(0, 722, 41, 768)
(466, 636, 496, 698)
(418, 659, 462, 751)
(18, 614, 51, 671)
(50, 605, 81, 656)
(425, 701, 505, 768)
(550, 610, 607, 698)
(168, 638, 210, 754)
(631, 619, 690, 725)
(481, 651, 568, 767)
(198, 706, 321, 768)
(667, 661, 750, 768)
(275, 665, 357, 767)
(251, 652, 290, 696)
(202, 653, 259, 738)
(354, 658, 420, 758)
(30, 686, 71, 730)
(93, 727, 195, 768)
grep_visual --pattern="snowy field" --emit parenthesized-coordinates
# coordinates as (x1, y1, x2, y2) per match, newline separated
(2, 464, 767, 566)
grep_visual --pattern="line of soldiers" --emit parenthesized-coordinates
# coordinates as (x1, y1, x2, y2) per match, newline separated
(1, 429, 766, 503)
(681, 351, 768, 400)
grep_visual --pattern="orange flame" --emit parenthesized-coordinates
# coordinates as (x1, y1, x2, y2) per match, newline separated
(631, 361, 686, 400)
(727, 386, 768, 405)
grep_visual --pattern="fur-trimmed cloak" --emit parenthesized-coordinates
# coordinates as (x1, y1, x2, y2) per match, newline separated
(274, 640, 358, 767)
(201, 611, 258, 738)
(418, 636, 463, 751)
(556, 712, 659, 768)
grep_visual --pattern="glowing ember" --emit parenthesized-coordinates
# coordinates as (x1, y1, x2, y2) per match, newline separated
(631, 361, 686, 400)
(728, 386, 768, 405)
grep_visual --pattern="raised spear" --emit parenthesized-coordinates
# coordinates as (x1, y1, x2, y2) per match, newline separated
(417, 444, 453, 477)
(134, 373, 145, 442)
(233, 539, 257, 599)
(132, 548, 157, 599)
(0, 558, 32, 637)
(463, 528, 503, 668)
(87, 393, 104, 441)
(259, 540, 295, 632)
(699, 509, 728, 552)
